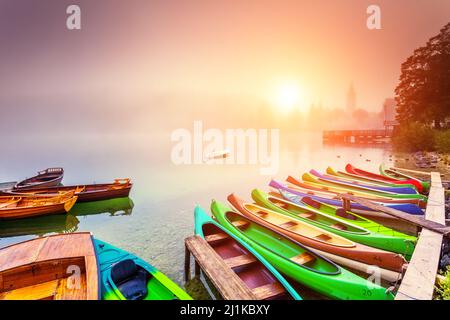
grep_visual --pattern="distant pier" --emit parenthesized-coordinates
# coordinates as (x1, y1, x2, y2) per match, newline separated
(323, 129, 393, 144)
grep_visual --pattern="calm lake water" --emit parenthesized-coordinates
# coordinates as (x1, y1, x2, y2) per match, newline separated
(0, 131, 396, 298)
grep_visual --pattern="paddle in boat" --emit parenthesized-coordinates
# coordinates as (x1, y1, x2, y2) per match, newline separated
(0, 232, 99, 300)
(211, 200, 394, 300)
(14, 168, 64, 190)
(195, 206, 301, 300)
(95, 239, 192, 300)
(228, 193, 407, 273)
(253, 189, 416, 259)
(0, 191, 77, 220)
(2, 179, 133, 202)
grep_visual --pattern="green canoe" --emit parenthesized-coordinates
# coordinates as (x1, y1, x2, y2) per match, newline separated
(194, 206, 302, 300)
(303, 172, 427, 201)
(253, 189, 416, 259)
(95, 239, 192, 300)
(211, 200, 394, 300)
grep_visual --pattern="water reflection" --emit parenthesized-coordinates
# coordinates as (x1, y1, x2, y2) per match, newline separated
(0, 197, 134, 239)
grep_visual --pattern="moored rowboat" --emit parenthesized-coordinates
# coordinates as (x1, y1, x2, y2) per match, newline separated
(228, 193, 407, 272)
(211, 200, 394, 300)
(195, 206, 301, 300)
(1, 179, 132, 202)
(0, 192, 77, 220)
(14, 168, 64, 190)
(0, 232, 99, 300)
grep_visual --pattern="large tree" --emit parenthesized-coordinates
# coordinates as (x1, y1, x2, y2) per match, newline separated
(395, 23, 450, 128)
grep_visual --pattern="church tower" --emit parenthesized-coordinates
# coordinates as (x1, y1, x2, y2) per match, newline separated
(346, 83, 356, 112)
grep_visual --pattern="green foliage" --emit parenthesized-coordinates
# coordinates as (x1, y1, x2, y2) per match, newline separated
(435, 130, 450, 153)
(395, 23, 450, 127)
(392, 123, 437, 152)
(435, 267, 450, 300)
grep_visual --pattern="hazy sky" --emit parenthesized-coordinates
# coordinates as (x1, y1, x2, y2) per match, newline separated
(1, 0, 449, 113)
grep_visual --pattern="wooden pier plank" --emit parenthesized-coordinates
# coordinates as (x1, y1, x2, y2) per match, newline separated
(395, 172, 445, 300)
(185, 236, 257, 300)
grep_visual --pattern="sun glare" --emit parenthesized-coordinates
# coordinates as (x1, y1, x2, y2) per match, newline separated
(274, 83, 302, 112)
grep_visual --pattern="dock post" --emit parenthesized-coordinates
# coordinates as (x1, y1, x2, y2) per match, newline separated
(184, 244, 191, 282)
(194, 261, 201, 277)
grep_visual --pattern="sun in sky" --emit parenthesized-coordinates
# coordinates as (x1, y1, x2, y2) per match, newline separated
(272, 82, 304, 113)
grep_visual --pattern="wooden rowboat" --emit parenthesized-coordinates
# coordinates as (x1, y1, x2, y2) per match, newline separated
(2, 179, 132, 202)
(0, 192, 77, 220)
(0, 232, 99, 300)
(14, 168, 64, 190)
(228, 193, 407, 272)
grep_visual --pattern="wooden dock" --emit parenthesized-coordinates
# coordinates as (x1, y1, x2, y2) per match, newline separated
(184, 235, 257, 300)
(395, 172, 446, 300)
(323, 129, 392, 144)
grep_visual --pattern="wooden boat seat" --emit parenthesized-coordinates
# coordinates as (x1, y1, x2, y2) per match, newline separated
(299, 212, 315, 219)
(290, 252, 315, 265)
(252, 282, 285, 300)
(278, 221, 298, 229)
(314, 234, 332, 241)
(232, 220, 249, 228)
(255, 210, 268, 216)
(224, 254, 257, 269)
(330, 223, 348, 231)
(0, 279, 60, 300)
(205, 232, 229, 243)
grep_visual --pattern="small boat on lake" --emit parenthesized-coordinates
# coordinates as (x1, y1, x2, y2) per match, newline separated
(211, 200, 394, 300)
(14, 168, 64, 190)
(195, 206, 301, 300)
(95, 239, 192, 300)
(0, 232, 99, 300)
(2, 179, 132, 202)
(228, 193, 407, 273)
(0, 192, 77, 220)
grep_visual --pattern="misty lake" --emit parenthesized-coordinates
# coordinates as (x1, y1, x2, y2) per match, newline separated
(0, 130, 396, 299)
